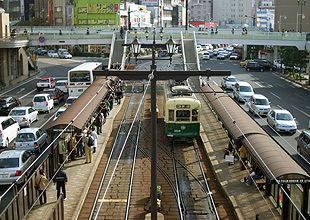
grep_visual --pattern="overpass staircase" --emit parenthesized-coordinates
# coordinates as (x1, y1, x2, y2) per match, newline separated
(108, 32, 127, 70)
(181, 32, 200, 71)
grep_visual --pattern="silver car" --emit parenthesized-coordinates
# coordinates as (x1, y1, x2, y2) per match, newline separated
(0, 150, 35, 185)
(9, 106, 38, 127)
(14, 128, 48, 153)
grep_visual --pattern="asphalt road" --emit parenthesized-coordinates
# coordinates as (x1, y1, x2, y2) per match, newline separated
(200, 57, 310, 169)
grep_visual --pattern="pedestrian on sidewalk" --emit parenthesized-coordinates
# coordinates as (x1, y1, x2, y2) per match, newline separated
(91, 127, 98, 154)
(83, 130, 93, 163)
(53, 167, 68, 200)
(68, 133, 77, 161)
(35, 169, 48, 205)
(76, 132, 84, 157)
(94, 113, 103, 134)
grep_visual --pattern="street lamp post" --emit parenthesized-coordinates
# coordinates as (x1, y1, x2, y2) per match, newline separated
(297, 0, 306, 33)
(94, 30, 231, 220)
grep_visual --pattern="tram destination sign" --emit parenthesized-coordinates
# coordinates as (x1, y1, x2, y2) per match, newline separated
(276, 179, 310, 184)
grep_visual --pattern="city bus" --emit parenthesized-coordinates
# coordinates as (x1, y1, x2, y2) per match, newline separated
(67, 62, 102, 97)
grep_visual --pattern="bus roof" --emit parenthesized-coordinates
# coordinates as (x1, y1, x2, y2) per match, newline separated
(69, 62, 102, 72)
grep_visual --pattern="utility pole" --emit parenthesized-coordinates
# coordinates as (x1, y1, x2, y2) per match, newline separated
(185, 0, 188, 31)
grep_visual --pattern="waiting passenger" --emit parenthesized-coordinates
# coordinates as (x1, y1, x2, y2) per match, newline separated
(244, 166, 263, 186)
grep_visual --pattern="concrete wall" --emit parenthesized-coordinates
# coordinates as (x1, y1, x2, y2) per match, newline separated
(0, 12, 9, 38)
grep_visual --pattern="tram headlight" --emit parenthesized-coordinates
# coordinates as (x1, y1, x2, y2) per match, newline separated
(180, 125, 186, 130)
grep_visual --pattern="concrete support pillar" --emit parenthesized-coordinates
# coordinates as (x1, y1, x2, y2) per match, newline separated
(243, 45, 247, 60)
(307, 52, 310, 85)
(273, 46, 279, 60)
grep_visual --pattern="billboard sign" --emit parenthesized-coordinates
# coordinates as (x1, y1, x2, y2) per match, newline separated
(131, 11, 151, 27)
(139, 0, 159, 7)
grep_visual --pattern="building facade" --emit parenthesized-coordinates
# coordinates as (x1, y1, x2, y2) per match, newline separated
(2, 0, 35, 24)
(274, 0, 310, 32)
(51, 0, 73, 26)
(188, 0, 212, 23)
(256, 0, 274, 31)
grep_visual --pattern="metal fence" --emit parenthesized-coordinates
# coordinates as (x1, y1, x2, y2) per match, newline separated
(48, 195, 64, 220)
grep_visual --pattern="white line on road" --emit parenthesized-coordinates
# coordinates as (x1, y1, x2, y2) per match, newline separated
(0, 78, 37, 96)
(270, 92, 281, 100)
(306, 106, 310, 110)
(275, 83, 284, 88)
(254, 82, 263, 87)
(16, 88, 25, 94)
(40, 112, 57, 129)
(276, 105, 284, 109)
(19, 88, 37, 100)
(292, 105, 310, 118)
(212, 80, 218, 86)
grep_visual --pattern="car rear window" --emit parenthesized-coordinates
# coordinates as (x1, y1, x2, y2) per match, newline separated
(38, 79, 49, 83)
(56, 82, 66, 86)
(0, 158, 19, 168)
(9, 110, 26, 116)
(16, 133, 35, 142)
(34, 96, 46, 102)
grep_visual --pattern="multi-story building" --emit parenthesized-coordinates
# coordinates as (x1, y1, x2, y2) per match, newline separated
(34, 0, 48, 23)
(256, 0, 274, 30)
(188, 0, 212, 23)
(213, 0, 253, 26)
(2, 0, 34, 24)
(274, 0, 310, 32)
(52, 0, 73, 26)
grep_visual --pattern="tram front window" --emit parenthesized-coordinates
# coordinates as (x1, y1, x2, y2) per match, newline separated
(192, 109, 198, 121)
(169, 110, 174, 121)
(176, 110, 190, 121)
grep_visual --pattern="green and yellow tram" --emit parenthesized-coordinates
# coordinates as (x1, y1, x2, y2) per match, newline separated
(164, 96, 201, 139)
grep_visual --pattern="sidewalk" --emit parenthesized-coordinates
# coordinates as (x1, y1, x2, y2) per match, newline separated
(25, 101, 123, 220)
(275, 71, 310, 91)
(200, 109, 281, 219)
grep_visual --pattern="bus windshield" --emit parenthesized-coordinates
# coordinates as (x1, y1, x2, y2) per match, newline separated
(69, 71, 91, 83)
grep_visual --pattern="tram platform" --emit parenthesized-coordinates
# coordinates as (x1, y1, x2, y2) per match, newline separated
(200, 110, 282, 219)
(25, 101, 124, 220)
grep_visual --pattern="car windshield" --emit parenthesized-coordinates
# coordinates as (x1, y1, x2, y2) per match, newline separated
(33, 96, 46, 102)
(240, 86, 253, 92)
(276, 113, 293, 121)
(0, 158, 19, 168)
(227, 77, 237, 82)
(9, 110, 26, 116)
(255, 99, 268, 105)
(16, 133, 35, 142)
(39, 79, 49, 83)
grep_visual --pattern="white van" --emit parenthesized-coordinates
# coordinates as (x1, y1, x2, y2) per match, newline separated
(0, 116, 20, 148)
(32, 94, 54, 113)
(233, 81, 254, 102)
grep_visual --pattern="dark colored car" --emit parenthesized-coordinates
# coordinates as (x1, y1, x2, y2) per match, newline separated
(254, 59, 276, 71)
(297, 130, 310, 161)
(245, 61, 265, 72)
(42, 88, 64, 104)
(0, 97, 21, 116)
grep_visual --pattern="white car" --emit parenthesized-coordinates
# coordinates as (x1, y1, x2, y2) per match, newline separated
(53, 107, 67, 121)
(247, 94, 271, 116)
(36, 77, 56, 91)
(233, 81, 254, 102)
(59, 52, 72, 59)
(0, 116, 20, 148)
(47, 51, 59, 58)
(31, 94, 54, 113)
(221, 76, 238, 90)
(55, 80, 68, 93)
(64, 96, 78, 108)
(267, 109, 297, 134)
(202, 52, 210, 60)
(9, 107, 38, 127)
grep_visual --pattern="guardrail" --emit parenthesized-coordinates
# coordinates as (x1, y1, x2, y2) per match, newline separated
(48, 194, 64, 220)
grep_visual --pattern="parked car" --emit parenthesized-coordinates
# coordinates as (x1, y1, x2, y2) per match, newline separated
(229, 53, 240, 60)
(202, 52, 210, 60)
(55, 80, 68, 93)
(36, 77, 56, 91)
(13, 128, 48, 153)
(267, 109, 297, 134)
(297, 130, 310, 160)
(247, 94, 271, 116)
(217, 53, 226, 60)
(245, 61, 265, 72)
(9, 107, 38, 127)
(64, 96, 78, 108)
(59, 52, 72, 59)
(221, 75, 238, 90)
(233, 81, 254, 102)
(35, 49, 47, 56)
(47, 50, 59, 58)
(42, 88, 64, 104)
(57, 48, 68, 56)
(254, 59, 276, 71)
(31, 94, 54, 113)
(53, 107, 67, 121)
(0, 150, 35, 185)
(274, 59, 285, 69)
(0, 116, 20, 148)
(207, 49, 214, 57)
(0, 97, 21, 116)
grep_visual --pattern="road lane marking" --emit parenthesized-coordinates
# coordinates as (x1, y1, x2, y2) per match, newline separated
(275, 83, 284, 88)
(254, 82, 263, 87)
(276, 105, 284, 109)
(40, 112, 57, 128)
(16, 88, 25, 94)
(0, 78, 37, 96)
(306, 106, 310, 110)
(270, 92, 281, 100)
(19, 89, 37, 100)
(292, 105, 310, 117)
(212, 80, 218, 86)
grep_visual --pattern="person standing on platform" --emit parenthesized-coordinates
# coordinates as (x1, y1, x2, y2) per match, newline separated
(68, 133, 77, 161)
(84, 130, 93, 163)
(91, 127, 98, 154)
(239, 145, 248, 170)
(53, 167, 68, 200)
(94, 114, 103, 134)
(35, 169, 48, 205)
(58, 138, 67, 164)
(76, 132, 84, 157)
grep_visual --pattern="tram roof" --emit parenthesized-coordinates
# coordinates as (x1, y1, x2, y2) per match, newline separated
(166, 97, 201, 106)
(46, 76, 107, 131)
(202, 83, 310, 182)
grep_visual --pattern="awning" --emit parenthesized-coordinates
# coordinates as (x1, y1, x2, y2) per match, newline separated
(46, 77, 108, 131)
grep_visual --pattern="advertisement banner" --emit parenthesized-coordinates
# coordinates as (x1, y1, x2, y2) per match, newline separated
(131, 11, 151, 27)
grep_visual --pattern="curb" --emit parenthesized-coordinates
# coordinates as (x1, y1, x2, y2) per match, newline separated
(273, 71, 310, 91)
(71, 99, 125, 220)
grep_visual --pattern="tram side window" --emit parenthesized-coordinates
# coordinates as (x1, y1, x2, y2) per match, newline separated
(169, 110, 174, 121)
(192, 109, 198, 121)
(176, 110, 190, 121)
